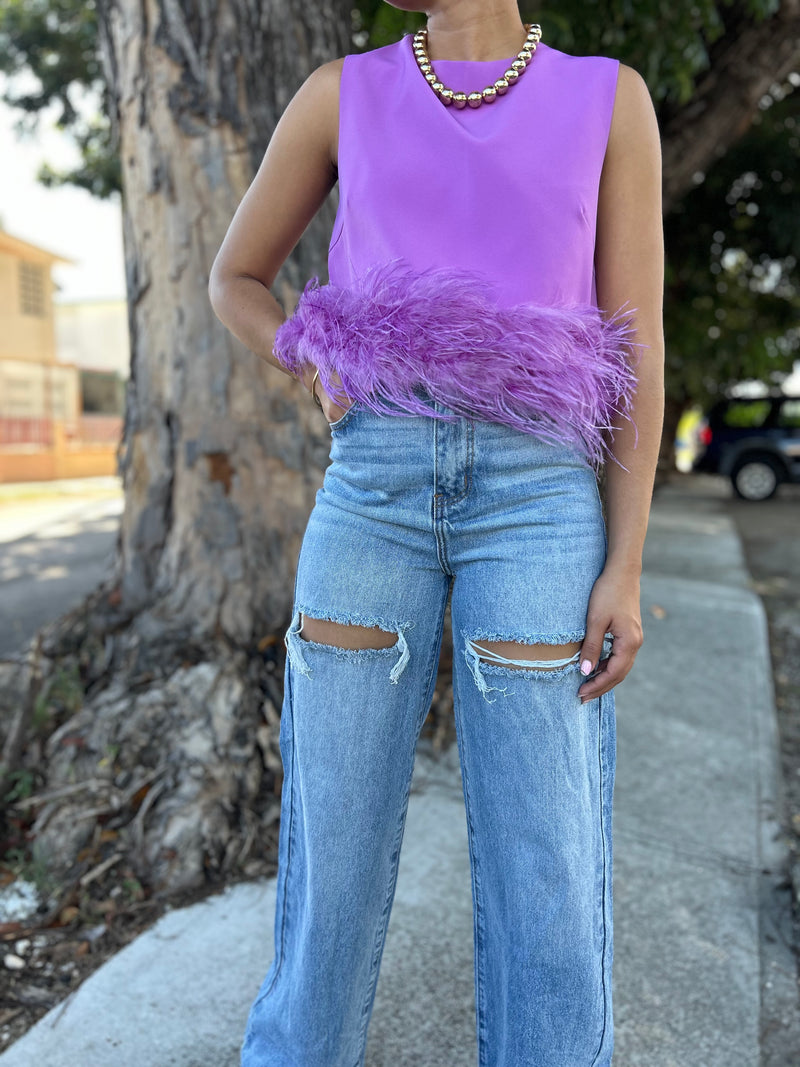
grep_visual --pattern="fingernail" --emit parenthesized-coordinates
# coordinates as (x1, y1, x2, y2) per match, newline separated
(580, 659, 593, 676)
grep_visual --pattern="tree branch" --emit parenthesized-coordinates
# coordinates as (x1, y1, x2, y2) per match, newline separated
(661, 0, 800, 214)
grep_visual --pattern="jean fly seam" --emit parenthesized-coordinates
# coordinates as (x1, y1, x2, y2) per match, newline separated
(441, 417, 474, 507)
(432, 492, 455, 576)
(446, 418, 474, 506)
(354, 593, 449, 1064)
(589, 690, 611, 1066)
(432, 413, 474, 513)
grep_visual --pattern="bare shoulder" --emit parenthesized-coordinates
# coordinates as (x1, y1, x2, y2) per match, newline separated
(607, 62, 660, 153)
(301, 57, 346, 169)
(307, 55, 346, 92)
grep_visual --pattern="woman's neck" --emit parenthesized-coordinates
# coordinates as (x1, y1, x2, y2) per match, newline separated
(422, 6, 529, 63)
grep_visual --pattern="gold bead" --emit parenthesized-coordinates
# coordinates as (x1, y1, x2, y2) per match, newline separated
(410, 27, 542, 110)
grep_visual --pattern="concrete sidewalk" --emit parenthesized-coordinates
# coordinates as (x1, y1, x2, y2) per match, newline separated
(1, 490, 797, 1065)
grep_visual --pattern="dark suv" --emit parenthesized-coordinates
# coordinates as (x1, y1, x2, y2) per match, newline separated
(692, 394, 800, 501)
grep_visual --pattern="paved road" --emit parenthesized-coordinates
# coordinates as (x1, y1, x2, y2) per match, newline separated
(0, 481, 123, 659)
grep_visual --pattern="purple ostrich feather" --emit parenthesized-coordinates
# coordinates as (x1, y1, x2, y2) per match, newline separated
(273, 258, 648, 470)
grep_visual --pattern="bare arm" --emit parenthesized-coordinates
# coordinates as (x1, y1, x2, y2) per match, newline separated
(596, 63, 666, 573)
(578, 61, 666, 703)
(208, 59, 344, 400)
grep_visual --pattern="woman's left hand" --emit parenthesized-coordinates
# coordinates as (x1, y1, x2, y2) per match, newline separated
(577, 563, 643, 704)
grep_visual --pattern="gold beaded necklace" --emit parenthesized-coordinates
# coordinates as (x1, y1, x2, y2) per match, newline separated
(412, 23, 543, 109)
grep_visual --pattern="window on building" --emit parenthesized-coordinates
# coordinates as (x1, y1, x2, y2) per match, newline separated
(19, 261, 47, 317)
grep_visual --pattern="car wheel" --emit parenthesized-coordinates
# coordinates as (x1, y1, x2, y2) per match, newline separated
(730, 454, 783, 501)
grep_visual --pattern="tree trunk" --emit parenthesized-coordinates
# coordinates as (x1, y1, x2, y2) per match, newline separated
(0, 0, 352, 901)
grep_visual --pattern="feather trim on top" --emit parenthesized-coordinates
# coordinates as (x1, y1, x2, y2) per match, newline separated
(273, 258, 647, 470)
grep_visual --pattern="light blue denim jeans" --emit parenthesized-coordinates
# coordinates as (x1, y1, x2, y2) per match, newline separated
(241, 396, 615, 1067)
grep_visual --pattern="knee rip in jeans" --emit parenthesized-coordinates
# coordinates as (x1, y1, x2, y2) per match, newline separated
(284, 607, 412, 684)
(463, 633, 584, 703)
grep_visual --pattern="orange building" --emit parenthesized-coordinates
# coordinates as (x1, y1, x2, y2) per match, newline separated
(0, 228, 124, 483)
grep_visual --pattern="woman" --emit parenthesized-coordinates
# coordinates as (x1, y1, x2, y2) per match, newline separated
(210, 2, 664, 1064)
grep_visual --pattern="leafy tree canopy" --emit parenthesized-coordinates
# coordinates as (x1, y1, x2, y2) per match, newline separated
(663, 72, 798, 404)
(0, 0, 120, 197)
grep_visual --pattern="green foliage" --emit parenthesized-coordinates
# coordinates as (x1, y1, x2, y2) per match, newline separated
(662, 73, 799, 406)
(3, 767, 35, 804)
(37, 113, 121, 199)
(121, 876, 146, 902)
(352, 1, 425, 47)
(3, 840, 59, 898)
(0, 0, 103, 122)
(0, 0, 119, 196)
(33, 660, 85, 732)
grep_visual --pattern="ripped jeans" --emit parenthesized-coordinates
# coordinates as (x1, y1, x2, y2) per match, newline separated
(241, 396, 616, 1067)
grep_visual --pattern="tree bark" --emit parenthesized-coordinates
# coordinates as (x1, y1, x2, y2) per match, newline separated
(104, 0, 351, 640)
(0, 0, 352, 900)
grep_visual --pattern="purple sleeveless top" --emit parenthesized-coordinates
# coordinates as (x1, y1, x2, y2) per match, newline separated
(274, 34, 644, 468)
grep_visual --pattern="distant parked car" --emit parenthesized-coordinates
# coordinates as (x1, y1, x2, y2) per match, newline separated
(692, 395, 800, 501)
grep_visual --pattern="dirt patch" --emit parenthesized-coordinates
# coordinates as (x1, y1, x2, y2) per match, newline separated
(0, 851, 279, 1053)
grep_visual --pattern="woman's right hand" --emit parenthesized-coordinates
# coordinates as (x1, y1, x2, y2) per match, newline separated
(299, 365, 355, 426)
